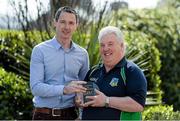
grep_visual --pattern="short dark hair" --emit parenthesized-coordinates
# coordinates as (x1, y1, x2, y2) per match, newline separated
(54, 6, 79, 23)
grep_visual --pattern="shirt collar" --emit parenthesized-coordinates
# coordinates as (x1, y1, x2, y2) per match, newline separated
(71, 41, 76, 50)
(101, 56, 127, 73)
(115, 56, 127, 68)
(51, 36, 75, 50)
(51, 37, 62, 50)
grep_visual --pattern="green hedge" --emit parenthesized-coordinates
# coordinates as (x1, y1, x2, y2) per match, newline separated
(0, 30, 50, 81)
(143, 105, 180, 120)
(0, 67, 32, 119)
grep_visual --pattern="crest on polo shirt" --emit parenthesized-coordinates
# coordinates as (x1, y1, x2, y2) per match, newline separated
(89, 77, 98, 82)
(109, 77, 119, 87)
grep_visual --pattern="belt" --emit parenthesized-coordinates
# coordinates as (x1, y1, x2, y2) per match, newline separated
(33, 107, 76, 117)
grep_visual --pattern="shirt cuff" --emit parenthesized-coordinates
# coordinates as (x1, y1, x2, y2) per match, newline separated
(54, 85, 65, 96)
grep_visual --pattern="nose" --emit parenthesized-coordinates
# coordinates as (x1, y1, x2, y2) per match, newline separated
(64, 23, 70, 29)
(103, 45, 109, 51)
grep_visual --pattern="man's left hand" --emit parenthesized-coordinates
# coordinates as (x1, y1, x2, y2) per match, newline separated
(83, 89, 107, 107)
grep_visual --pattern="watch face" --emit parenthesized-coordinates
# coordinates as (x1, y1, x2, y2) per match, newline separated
(83, 81, 99, 103)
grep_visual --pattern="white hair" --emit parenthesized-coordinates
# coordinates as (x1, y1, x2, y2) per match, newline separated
(98, 26, 124, 43)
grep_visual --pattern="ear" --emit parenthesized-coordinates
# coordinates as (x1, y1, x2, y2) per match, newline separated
(74, 23, 79, 30)
(120, 43, 125, 53)
(120, 42, 124, 48)
(76, 22, 79, 27)
(53, 19, 57, 27)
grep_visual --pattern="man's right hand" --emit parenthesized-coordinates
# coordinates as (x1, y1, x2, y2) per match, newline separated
(75, 93, 84, 108)
(63, 81, 87, 95)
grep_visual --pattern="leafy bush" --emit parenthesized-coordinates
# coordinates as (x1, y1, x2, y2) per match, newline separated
(0, 67, 32, 119)
(143, 105, 180, 120)
(124, 31, 162, 104)
(0, 30, 50, 81)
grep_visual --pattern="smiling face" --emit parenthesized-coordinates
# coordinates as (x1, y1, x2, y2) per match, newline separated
(100, 33, 124, 69)
(54, 11, 78, 41)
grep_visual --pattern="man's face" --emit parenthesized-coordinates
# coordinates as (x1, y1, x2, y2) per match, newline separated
(100, 33, 124, 67)
(54, 11, 78, 40)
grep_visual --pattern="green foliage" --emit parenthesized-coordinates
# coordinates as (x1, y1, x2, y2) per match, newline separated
(0, 67, 32, 119)
(125, 31, 161, 89)
(151, 8, 180, 111)
(143, 105, 180, 120)
(73, 24, 101, 67)
(124, 31, 162, 104)
(0, 30, 50, 80)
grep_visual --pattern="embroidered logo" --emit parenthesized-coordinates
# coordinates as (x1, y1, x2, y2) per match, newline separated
(89, 77, 98, 82)
(109, 78, 119, 87)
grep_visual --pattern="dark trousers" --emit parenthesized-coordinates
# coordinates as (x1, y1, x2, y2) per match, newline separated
(32, 107, 78, 120)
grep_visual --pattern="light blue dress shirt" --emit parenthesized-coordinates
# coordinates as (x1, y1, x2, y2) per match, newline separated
(30, 37, 89, 109)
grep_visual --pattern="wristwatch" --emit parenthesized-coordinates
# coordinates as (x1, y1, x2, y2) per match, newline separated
(105, 97, 110, 108)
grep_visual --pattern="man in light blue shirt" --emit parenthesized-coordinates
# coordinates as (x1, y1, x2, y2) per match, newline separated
(30, 6, 89, 120)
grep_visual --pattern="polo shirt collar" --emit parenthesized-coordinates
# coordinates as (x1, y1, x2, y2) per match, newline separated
(101, 56, 127, 73)
(115, 56, 127, 68)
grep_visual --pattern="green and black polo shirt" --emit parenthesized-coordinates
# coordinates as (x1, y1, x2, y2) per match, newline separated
(82, 57, 147, 120)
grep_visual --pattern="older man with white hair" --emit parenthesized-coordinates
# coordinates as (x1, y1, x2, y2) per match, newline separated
(78, 26, 147, 120)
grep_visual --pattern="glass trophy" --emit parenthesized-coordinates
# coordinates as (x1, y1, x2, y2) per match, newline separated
(83, 81, 99, 103)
